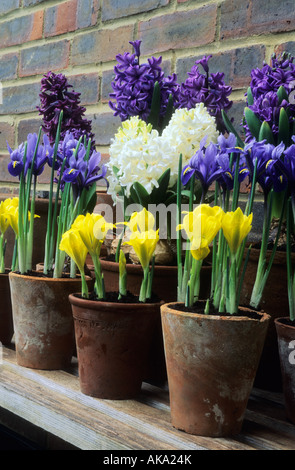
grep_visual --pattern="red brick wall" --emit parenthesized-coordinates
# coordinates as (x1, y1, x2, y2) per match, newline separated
(0, 0, 295, 192)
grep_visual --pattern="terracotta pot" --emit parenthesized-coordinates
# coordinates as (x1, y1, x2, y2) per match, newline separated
(161, 301, 270, 437)
(97, 258, 211, 386)
(9, 271, 93, 370)
(0, 270, 13, 345)
(275, 317, 295, 424)
(69, 294, 161, 399)
(99, 257, 211, 303)
(240, 247, 292, 391)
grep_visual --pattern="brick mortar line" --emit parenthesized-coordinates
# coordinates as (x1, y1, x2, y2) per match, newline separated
(0, 31, 293, 88)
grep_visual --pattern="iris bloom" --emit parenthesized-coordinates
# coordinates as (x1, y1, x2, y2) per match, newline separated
(59, 228, 89, 297)
(222, 207, 253, 255)
(177, 204, 224, 261)
(7, 143, 25, 177)
(125, 207, 156, 233)
(66, 213, 114, 299)
(124, 229, 159, 270)
(123, 224, 159, 302)
(25, 133, 53, 176)
(181, 138, 224, 199)
(0, 198, 17, 235)
(0, 197, 19, 272)
(72, 213, 114, 258)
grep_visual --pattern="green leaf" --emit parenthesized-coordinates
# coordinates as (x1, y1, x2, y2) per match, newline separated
(147, 81, 161, 130)
(221, 110, 244, 148)
(244, 107, 262, 141)
(258, 121, 275, 145)
(278, 107, 290, 146)
(150, 168, 171, 204)
(160, 94, 174, 132)
(80, 183, 97, 214)
(277, 85, 289, 105)
(130, 182, 150, 208)
(246, 87, 254, 106)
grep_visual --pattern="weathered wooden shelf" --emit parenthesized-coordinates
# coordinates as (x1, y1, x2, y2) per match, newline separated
(0, 344, 294, 450)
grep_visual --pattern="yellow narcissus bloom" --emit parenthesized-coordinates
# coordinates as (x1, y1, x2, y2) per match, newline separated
(222, 207, 253, 255)
(71, 213, 114, 258)
(59, 229, 88, 274)
(0, 197, 18, 234)
(125, 207, 155, 233)
(123, 229, 159, 270)
(177, 204, 224, 261)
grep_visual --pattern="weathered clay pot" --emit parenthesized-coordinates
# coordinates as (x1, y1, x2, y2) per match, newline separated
(275, 318, 295, 424)
(69, 293, 161, 399)
(99, 257, 211, 303)
(9, 271, 93, 370)
(97, 258, 211, 386)
(240, 247, 292, 391)
(161, 301, 270, 437)
(0, 270, 13, 345)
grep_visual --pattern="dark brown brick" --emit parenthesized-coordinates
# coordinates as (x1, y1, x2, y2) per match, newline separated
(0, 53, 18, 81)
(19, 40, 70, 77)
(76, 0, 99, 29)
(17, 118, 42, 145)
(231, 45, 266, 89)
(0, 83, 40, 115)
(0, 11, 44, 49)
(138, 5, 217, 55)
(88, 112, 121, 146)
(68, 73, 100, 105)
(44, 0, 78, 38)
(101, 0, 169, 21)
(0, 122, 15, 150)
(0, 0, 21, 16)
(71, 26, 134, 66)
(220, 0, 251, 41)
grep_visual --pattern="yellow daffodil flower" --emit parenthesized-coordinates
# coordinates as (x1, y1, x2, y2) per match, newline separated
(71, 212, 114, 258)
(125, 207, 156, 233)
(123, 229, 159, 270)
(222, 207, 253, 255)
(59, 229, 88, 275)
(177, 204, 224, 261)
(0, 197, 18, 234)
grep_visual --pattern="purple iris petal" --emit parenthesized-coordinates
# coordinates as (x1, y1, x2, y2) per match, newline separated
(7, 142, 25, 177)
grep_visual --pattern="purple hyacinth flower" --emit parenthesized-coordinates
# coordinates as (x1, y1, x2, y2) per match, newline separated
(244, 52, 295, 143)
(109, 40, 179, 124)
(177, 55, 232, 133)
(38, 71, 94, 146)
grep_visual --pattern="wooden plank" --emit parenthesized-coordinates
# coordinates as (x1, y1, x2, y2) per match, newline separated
(1, 345, 295, 450)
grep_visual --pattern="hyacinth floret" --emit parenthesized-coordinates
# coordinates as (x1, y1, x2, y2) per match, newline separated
(109, 40, 179, 123)
(177, 55, 233, 133)
(38, 71, 94, 146)
(244, 52, 295, 142)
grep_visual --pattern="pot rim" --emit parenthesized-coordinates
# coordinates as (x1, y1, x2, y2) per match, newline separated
(9, 270, 92, 282)
(161, 301, 270, 323)
(99, 257, 179, 272)
(274, 317, 295, 328)
(69, 292, 164, 311)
